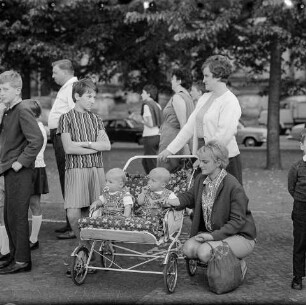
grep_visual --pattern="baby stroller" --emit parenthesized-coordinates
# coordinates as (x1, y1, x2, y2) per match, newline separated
(71, 155, 196, 293)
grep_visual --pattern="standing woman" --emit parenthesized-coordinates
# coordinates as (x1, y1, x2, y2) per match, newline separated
(129, 84, 162, 174)
(158, 55, 243, 184)
(157, 69, 194, 173)
(57, 78, 111, 275)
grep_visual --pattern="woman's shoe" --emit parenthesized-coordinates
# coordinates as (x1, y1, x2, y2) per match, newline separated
(0, 253, 10, 261)
(30, 240, 39, 250)
(291, 276, 303, 290)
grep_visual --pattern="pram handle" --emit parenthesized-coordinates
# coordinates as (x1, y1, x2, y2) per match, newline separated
(123, 155, 198, 172)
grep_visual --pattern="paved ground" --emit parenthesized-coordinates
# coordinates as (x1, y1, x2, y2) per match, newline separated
(0, 142, 305, 305)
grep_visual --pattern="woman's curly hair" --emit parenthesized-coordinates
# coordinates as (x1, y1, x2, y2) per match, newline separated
(201, 55, 232, 83)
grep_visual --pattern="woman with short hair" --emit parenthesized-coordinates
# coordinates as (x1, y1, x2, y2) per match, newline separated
(176, 140, 256, 278)
(158, 55, 243, 184)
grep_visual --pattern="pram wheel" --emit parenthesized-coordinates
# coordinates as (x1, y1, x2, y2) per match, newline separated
(71, 245, 89, 285)
(186, 258, 197, 276)
(100, 241, 115, 268)
(163, 253, 178, 293)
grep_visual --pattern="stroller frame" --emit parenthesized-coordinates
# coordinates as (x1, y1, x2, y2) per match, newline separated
(70, 155, 197, 293)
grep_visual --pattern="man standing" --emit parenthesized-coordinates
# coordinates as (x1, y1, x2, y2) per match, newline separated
(48, 59, 77, 239)
(0, 71, 43, 274)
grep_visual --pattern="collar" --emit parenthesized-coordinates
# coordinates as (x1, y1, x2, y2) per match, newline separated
(8, 98, 22, 110)
(61, 76, 78, 90)
(203, 169, 226, 185)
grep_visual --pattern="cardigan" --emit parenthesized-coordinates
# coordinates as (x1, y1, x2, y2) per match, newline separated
(176, 173, 257, 241)
(288, 159, 306, 202)
(0, 100, 44, 175)
(167, 90, 241, 158)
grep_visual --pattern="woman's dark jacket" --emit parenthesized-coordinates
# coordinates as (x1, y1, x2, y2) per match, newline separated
(177, 173, 257, 241)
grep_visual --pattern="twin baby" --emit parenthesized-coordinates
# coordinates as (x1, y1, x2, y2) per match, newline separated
(90, 167, 179, 219)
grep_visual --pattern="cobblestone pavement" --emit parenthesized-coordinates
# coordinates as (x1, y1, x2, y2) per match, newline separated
(0, 146, 305, 304)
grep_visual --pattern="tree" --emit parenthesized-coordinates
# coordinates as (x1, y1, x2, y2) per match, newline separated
(232, 0, 306, 169)
(125, 0, 306, 169)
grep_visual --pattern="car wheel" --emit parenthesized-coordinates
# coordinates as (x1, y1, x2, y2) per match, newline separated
(244, 137, 257, 147)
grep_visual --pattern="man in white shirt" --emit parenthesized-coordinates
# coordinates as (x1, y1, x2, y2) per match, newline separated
(48, 59, 78, 239)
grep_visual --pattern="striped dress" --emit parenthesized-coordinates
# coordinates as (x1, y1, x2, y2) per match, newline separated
(57, 109, 105, 169)
(57, 109, 107, 209)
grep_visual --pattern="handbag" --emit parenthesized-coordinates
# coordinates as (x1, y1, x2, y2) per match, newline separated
(206, 241, 243, 294)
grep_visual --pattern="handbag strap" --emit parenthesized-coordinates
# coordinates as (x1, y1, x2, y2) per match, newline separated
(206, 241, 229, 260)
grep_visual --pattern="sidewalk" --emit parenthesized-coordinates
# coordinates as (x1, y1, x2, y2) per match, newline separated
(0, 147, 304, 304)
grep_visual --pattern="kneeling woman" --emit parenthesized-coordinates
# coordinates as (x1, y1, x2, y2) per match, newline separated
(176, 140, 256, 275)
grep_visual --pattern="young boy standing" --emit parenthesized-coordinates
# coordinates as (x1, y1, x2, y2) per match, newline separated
(288, 128, 306, 290)
(0, 71, 43, 274)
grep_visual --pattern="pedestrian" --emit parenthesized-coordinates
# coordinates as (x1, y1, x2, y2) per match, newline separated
(48, 59, 78, 239)
(0, 176, 9, 261)
(129, 84, 162, 174)
(0, 102, 9, 261)
(57, 78, 111, 276)
(28, 100, 49, 251)
(190, 81, 206, 106)
(157, 69, 194, 173)
(176, 140, 256, 281)
(0, 71, 43, 274)
(158, 55, 243, 185)
(288, 128, 306, 290)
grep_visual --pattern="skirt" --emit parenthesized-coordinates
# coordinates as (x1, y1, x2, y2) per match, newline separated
(32, 167, 49, 195)
(64, 167, 105, 209)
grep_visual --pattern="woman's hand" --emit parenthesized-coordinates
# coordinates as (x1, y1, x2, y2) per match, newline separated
(194, 233, 214, 243)
(158, 149, 172, 162)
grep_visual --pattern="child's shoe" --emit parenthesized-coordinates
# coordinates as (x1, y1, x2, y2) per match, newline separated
(291, 276, 302, 290)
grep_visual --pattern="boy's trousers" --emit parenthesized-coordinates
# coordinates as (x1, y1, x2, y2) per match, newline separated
(4, 167, 33, 263)
(292, 200, 306, 278)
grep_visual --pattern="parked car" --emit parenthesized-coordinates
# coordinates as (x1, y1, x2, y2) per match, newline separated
(288, 123, 305, 141)
(258, 95, 306, 135)
(103, 118, 143, 145)
(236, 121, 267, 147)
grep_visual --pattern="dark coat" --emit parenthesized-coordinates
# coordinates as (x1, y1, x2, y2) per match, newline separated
(0, 100, 43, 175)
(177, 173, 257, 241)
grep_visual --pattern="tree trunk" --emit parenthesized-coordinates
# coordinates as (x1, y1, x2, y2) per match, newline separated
(266, 38, 282, 169)
(21, 66, 31, 99)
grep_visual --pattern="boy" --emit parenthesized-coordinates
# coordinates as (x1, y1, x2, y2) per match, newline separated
(288, 128, 306, 290)
(0, 71, 43, 274)
(90, 168, 133, 218)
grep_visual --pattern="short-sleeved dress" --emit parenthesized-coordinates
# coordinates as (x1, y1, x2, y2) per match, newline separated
(91, 187, 134, 218)
(57, 109, 107, 209)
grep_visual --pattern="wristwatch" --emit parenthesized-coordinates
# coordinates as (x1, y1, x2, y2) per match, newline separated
(88, 141, 92, 148)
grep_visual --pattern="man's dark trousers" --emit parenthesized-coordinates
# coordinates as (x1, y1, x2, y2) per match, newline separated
(50, 128, 71, 229)
(4, 167, 33, 263)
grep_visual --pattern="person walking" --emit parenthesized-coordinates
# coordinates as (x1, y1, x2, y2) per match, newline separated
(48, 59, 78, 239)
(158, 55, 243, 185)
(0, 71, 43, 274)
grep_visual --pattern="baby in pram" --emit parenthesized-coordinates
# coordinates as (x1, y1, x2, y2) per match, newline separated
(137, 167, 180, 217)
(89, 168, 134, 218)
(79, 167, 180, 239)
